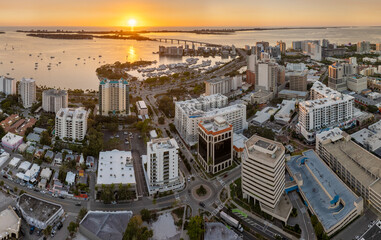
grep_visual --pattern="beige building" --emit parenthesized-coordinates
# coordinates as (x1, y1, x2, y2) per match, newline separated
(136, 100, 148, 116)
(198, 117, 233, 174)
(42, 89, 68, 113)
(346, 75, 368, 93)
(242, 135, 292, 222)
(289, 70, 307, 92)
(98, 79, 129, 116)
(276, 41, 286, 53)
(0, 206, 21, 239)
(317, 131, 381, 214)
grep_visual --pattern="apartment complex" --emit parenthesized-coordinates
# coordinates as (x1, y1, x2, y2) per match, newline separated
(255, 61, 278, 93)
(55, 108, 89, 141)
(298, 82, 354, 142)
(316, 130, 381, 214)
(0, 76, 17, 95)
(328, 62, 358, 91)
(357, 41, 371, 53)
(346, 75, 368, 93)
(147, 138, 180, 192)
(159, 46, 183, 56)
(289, 70, 307, 91)
(42, 89, 68, 113)
(242, 135, 292, 222)
(198, 117, 233, 174)
(98, 79, 129, 116)
(292, 40, 322, 60)
(18, 78, 36, 108)
(174, 94, 247, 145)
(204, 76, 242, 96)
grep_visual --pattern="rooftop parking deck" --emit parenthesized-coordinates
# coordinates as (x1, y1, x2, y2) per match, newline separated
(287, 150, 361, 232)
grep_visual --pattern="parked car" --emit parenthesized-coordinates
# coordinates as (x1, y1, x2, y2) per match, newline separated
(199, 202, 205, 208)
(58, 196, 65, 199)
(75, 202, 81, 206)
(57, 222, 63, 230)
(29, 226, 35, 235)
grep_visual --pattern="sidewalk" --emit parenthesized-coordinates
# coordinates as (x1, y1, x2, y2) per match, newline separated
(231, 200, 298, 240)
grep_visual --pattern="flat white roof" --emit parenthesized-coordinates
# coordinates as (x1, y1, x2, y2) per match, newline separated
(137, 101, 147, 109)
(97, 150, 135, 185)
(18, 161, 31, 171)
(9, 157, 21, 167)
(65, 171, 76, 184)
(0, 207, 21, 238)
(2, 132, 23, 146)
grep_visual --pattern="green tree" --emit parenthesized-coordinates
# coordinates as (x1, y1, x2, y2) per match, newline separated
(158, 116, 165, 124)
(270, 115, 275, 122)
(78, 207, 88, 221)
(123, 215, 153, 240)
(67, 221, 78, 235)
(187, 216, 204, 240)
(0, 126, 6, 139)
(43, 225, 52, 237)
(40, 131, 52, 146)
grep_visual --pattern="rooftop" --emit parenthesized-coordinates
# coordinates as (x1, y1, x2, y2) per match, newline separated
(287, 150, 361, 232)
(43, 89, 67, 97)
(97, 150, 135, 185)
(0, 206, 21, 239)
(323, 139, 380, 188)
(233, 133, 248, 152)
(57, 107, 88, 120)
(18, 194, 62, 223)
(80, 210, 133, 240)
(148, 138, 179, 152)
(199, 117, 232, 135)
(137, 100, 147, 109)
(245, 135, 284, 165)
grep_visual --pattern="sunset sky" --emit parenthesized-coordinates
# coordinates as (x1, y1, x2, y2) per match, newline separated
(1, 0, 380, 27)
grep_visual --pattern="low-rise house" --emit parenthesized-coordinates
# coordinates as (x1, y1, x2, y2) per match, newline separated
(26, 133, 40, 142)
(17, 143, 28, 153)
(44, 150, 54, 161)
(38, 178, 47, 189)
(34, 148, 45, 159)
(86, 156, 95, 169)
(78, 170, 88, 185)
(54, 153, 63, 165)
(40, 168, 52, 180)
(26, 145, 36, 155)
(8, 157, 21, 168)
(18, 161, 31, 172)
(24, 163, 40, 182)
(65, 171, 76, 185)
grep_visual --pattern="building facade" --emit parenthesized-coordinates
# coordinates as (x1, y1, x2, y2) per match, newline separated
(55, 108, 89, 141)
(0, 76, 17, 95)
(99, 79, 129, 116)
(175, 94, 247, 145)
(42, 89, 68, 113)
(242, 135, 291, 222)
(147, 138, 180, 191)
(198, 117, 233, 174)
(136, 100, 148, 116)
(298, 82, 354, 142)
(357, 41, 371, 53)
(328, 62, 358, 91)
(204, 76, 242, 96)
(276, 41, 286, 53)
(18, 78, 36, 108)
(289, 70, 307, 91)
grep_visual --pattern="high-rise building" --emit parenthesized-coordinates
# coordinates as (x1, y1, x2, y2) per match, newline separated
(247, 54, 257, 72)
(42, 89, 68, 113)
(328, 62, 358, 91)
(289, 70, 307, 91)
(256, 41, 269, 52)
(255, 62, 278, 93)
(277, 65, 286, 85)
(174, 94, 247, 145)
(376, 43, 381, 52)
(357, 41, 371, 53)
(55, 107, 89, 141)
(198, 117, 233, 174)
(204, 76, 242, 96)
(298, 82, 354, 142)
(18, 78, 36, 108)
(276, 41, 286, 53)
(98, 79, 129, 116)
(0, 76, 17, 95)
(242, 135, 292, 222)
(147, 138, 180, 191)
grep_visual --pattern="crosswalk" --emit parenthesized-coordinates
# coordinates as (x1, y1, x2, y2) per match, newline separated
(211, 200, 225, 216)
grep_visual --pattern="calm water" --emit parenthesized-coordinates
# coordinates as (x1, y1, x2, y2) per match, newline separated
(0, 26, 380, 90)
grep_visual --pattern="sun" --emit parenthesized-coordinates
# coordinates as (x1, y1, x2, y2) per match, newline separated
(128, 19, 137, 27)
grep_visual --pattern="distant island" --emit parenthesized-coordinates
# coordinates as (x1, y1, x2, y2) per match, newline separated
(0, 32, 4, 34)
(96, 60, 155, 80)
(22, 31, 153, 41)
(27, 33, 93, 39)
(17, 26, 338, 36)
